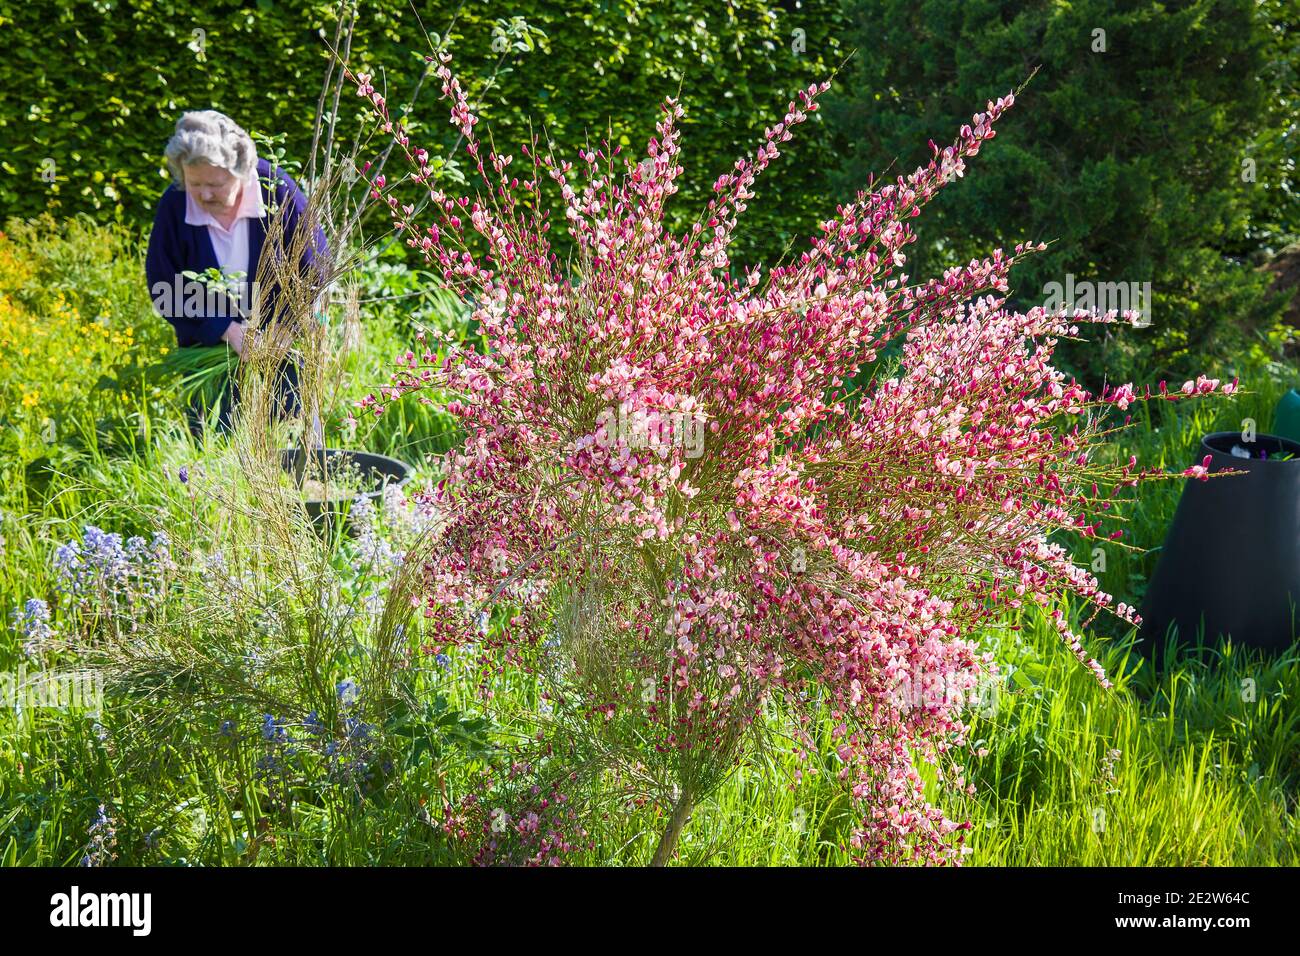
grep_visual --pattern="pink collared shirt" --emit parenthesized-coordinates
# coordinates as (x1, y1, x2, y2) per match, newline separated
(184, 175, 265, 279)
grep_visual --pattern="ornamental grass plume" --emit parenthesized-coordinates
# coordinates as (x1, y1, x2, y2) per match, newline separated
(73, 116, 442, 827)
(347, 51, 1231, 865)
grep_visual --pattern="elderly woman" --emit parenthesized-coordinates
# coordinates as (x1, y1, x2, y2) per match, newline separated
(145, 109, 327, 436)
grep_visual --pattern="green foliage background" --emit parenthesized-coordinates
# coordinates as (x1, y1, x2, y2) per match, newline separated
(0, 0, 847, 268)
(826, 0, 1299, 384)
(2, 0, 1295, 382)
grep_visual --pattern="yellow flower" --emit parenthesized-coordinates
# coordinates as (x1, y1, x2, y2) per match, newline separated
(22, 390, 39, 408)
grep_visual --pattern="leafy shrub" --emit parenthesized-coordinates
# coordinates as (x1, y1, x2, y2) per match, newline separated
(0, 216, 173, 489)
(826, 0, 1297, 384)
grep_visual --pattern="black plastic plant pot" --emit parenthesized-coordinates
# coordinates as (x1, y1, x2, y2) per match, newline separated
(277, 448, 413, 534)
(1139, 431, 1300, 660)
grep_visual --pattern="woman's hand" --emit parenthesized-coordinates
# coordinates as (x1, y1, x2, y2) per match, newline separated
(220, 320, 246, 357)
(221, 319, 294, 359)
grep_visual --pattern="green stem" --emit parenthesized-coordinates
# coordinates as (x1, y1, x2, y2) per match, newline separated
(640, 546, 666, 601)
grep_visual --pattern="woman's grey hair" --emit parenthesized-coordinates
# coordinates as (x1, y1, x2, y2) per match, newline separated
(163, 109, 257, 185)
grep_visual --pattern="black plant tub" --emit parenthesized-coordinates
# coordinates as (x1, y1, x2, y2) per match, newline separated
(278, 448, 413, 531)
(1140, 431, 1300, 658)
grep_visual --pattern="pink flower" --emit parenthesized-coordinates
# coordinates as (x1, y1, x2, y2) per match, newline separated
(1107, 384, 1137, 410)
(1183, 454, 1213, 480)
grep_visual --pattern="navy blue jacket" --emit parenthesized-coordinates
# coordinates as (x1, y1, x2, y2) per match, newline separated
(145, 157, 328, 347)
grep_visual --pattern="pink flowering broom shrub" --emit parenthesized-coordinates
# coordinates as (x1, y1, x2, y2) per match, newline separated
(345, 53, 1231, 865)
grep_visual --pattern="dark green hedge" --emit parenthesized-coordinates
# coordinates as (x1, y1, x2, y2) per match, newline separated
(825, 0, 1299, 383)
(0, 0, 847, 267)
(4, 0, 1293, 383)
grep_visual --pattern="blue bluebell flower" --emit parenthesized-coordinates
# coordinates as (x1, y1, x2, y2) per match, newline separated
(255, 753, 283, 776)
(336, 679, 360, 708)
(52, 524, 171, 608)
(79, 803, 118, 867)
(82, 526, 129, 584)
(11, 597, 54, 640)
(261, 714, 290, 744)
(11, 597, 55, 658)
(148, 532, 173, 577)
(344, 715, 373, 743)
(53, 542, 83, 590)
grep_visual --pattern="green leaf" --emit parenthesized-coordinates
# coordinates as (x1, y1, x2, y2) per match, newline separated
(1010, 666, 1037, 691)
